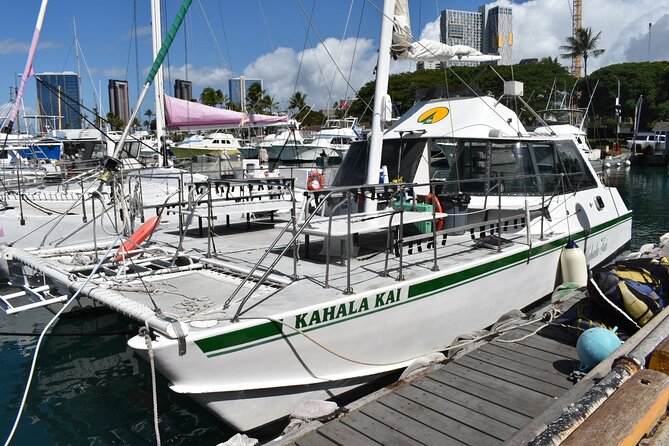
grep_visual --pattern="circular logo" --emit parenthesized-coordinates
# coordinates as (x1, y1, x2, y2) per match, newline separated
(417, 107, 449, 124)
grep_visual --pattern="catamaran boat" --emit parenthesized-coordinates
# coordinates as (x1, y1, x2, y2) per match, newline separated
(267, 117, 361, 162)
(0, 94, 632, 432)
(0, 0, 631, 436)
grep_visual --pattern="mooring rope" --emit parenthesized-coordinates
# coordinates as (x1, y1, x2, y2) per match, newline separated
(140, 325, 162, 446)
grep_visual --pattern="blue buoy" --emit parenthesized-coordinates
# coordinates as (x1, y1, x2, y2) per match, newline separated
(576, 327, 622, 372)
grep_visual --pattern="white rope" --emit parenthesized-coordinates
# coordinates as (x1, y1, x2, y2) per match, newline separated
(3, 238, 121, 446)
(241, 310, 554, 368)
(140, 324, 162, 446)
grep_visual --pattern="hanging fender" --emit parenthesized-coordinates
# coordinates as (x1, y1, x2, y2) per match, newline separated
(115, 215, 161, 262)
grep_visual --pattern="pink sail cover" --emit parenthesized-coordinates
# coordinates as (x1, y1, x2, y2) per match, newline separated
(164, 94, 288, 130)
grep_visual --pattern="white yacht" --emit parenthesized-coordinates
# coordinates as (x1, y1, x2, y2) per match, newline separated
(268, 117, 361, 162)
(170, 132, 241, 160)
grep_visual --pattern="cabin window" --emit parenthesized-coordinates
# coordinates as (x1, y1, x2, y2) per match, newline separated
(430, 137, 597, 196)
(332, 138, 426, 186)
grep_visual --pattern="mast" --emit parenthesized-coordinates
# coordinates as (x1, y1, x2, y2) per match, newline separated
(74, 16, 84, 123)
(2, 0, 48, 135)
(365, 0, 394, 190)
(101, 0, 192, 181)
(150, 0, 166, 165)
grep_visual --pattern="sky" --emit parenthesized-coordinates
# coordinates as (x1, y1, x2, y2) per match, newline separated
(1, 0, 668, 125)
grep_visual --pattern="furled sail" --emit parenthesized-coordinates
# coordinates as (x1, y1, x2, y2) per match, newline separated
(164, 95, 288, 130)
(390, 0, 500, 62)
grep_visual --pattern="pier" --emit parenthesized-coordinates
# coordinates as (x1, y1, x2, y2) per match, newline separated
(269, 289, 669, 446)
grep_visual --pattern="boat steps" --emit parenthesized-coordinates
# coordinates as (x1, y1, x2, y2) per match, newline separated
(0, 284, 67, 315)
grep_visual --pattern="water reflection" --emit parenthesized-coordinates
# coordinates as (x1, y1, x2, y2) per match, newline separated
(605, 165, 669, 250)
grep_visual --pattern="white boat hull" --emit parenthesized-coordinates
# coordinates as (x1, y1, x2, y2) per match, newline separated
(128, 203, 631, 431)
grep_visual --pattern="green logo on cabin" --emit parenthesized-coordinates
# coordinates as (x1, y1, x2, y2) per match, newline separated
(417, 107, 449, 124)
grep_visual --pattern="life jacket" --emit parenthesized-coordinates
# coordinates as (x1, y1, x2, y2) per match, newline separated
(588, 257, 667, 331)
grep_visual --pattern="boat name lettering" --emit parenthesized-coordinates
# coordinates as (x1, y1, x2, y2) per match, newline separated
(294, 288, 402, 329)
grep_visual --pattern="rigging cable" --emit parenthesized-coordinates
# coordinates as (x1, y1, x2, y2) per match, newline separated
(217, 0, 235, 74)
(326, 0, 356, 111)
(294, 0, 373, 114)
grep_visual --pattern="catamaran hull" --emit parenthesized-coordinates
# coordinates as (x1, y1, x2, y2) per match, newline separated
(127, 211, 631, 432)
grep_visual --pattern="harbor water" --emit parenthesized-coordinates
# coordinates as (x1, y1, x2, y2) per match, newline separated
(0, 164, 667, 445)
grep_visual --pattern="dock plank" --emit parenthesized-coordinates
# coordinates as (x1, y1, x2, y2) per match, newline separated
(512, 324, 579, 346)
(411, 374, 531, 430)
(467, 348, 573, 389)
(317, 420, 382, 446)
(485, 337, 579, 369)
(500, 330, 579, 360)
(364, 397, 472, 445)
(396, 380, 518, 440)
(430, 364, 553, 416)
(294, 432, 338, 446)
(478, 342, 573, 376)
(340, 410, 424, 446)
(455, 355, 566, 397)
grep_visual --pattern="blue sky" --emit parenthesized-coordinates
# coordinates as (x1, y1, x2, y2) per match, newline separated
(1, 0, 668, 122)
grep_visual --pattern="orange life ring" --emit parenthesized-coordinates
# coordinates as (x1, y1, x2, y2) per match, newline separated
(426, 193, 444, 231)
(115, 215, 161, 262)
(307, 171, 325, 191)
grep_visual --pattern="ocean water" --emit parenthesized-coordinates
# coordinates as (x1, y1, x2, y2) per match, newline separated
(0, 164, 667, 445)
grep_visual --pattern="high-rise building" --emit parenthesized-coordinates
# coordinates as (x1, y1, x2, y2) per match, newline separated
(108, 80, 130, 124)
(440, 10, 482, 67)
(174, 79, 193, 101)
(35, 71, 81, 129)
(416, 60, 442, 71)
(438, 5, 513, 67)
(228, 77, 263, 109)
(480, 5, 513, 65)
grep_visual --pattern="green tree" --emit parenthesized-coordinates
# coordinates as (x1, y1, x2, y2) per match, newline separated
(246, 82, 264, 112)
(106, 112, 125, 130)
(289, 91, 308, 111)
(259, 94, 279, 114)
(200, 87, 225, 107)
(144, 109, 154, 131)
(559, 27, 605, 78)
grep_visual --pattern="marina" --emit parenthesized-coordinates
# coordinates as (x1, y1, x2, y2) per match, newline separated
(1, 0, 668, 444)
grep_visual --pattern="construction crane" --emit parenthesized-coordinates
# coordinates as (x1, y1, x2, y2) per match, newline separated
(571, 0, 583, 77)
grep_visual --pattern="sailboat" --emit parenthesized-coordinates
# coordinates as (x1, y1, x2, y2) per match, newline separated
(0, 0, 631, 435)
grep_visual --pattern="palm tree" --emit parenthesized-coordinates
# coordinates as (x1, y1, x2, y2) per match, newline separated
(144, 109, 154, 131)
(559, 27, 605, 78)
(289, 91, 307, 111)
(200, 87, 220, 107)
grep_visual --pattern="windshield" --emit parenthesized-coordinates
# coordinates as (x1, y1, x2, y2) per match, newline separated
(431, 138, 597, 195)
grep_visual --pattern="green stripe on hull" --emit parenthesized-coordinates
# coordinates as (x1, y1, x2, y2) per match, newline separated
(195, 320, 282, 353)
(196, 211, 631, 356)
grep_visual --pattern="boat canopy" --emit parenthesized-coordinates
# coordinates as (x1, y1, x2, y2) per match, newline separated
(164, 95, 289, 131)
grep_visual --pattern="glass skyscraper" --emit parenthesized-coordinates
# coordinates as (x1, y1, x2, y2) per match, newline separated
(438, 5, 513, 68)
(228, 77, 263, 108)
(35, 71, 81, 130)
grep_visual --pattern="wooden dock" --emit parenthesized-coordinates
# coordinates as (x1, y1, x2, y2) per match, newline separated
(268, 290, 669, 446)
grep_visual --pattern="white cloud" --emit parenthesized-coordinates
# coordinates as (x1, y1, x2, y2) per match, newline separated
(244, 37, 379, 111)
(0, 39, 61, 55)
(159, 64, 234, 90)
(102, 67, 127, 78)
(485, 0, 669, 72)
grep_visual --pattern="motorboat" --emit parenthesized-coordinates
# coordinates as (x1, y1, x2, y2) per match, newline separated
(170, 132, 242, 160)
